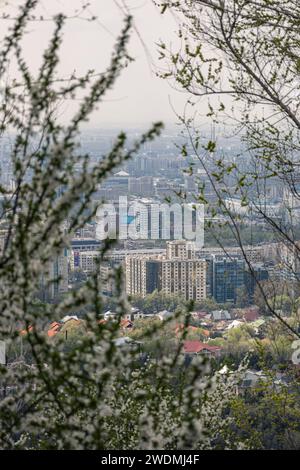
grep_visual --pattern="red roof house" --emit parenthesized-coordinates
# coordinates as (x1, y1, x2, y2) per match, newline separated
(47, 322, 61, 338)
(20, 325, 34, 336)
(120, 319, 133, 329)
(183, 340, 221, 357)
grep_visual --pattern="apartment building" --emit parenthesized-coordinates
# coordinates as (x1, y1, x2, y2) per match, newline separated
(125, 241, 207, 301)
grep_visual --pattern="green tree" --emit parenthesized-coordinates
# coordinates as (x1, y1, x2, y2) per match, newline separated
(236, 286, 250, 308)
(131, 290, 185, 314)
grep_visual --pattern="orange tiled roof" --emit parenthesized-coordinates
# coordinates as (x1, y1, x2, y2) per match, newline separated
(120, 319, 133, 329)
(183, 340, 221, 354)
(20, 325, 34, 336)
(47, 322, 61, 337)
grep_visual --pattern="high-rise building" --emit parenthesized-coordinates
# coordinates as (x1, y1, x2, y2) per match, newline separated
(160, 257, 206, 301)
(244, 263, 269, 301)
(125, 241, 206, 301)
(39, 249, 69, 300)
(166, 240, 195, 260)
(125, 255, 163, 297)
(210, 256, 245, 304)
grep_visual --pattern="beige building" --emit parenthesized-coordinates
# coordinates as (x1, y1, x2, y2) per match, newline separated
(160, 257, 206, 301)
(125, 241, 206, 302)
(166, 240, 196, 260)
(125, 254, 163, 297)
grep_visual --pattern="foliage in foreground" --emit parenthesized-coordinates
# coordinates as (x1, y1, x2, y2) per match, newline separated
(0, 0, 244, 450)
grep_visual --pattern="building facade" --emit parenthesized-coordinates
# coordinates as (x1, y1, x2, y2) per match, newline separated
(125, 241, 206, 302)
(210, 256, 245, 304)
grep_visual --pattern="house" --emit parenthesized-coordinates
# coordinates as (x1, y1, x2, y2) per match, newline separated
(104, 310, 119, 320)
(191, 311, 210, 320)
(139, 312, 156, 319)
(47, 322, 61, 337)
(61, 315, 79, 323)
(120, 319, 133, 330)
(156, 310, 173, 321)
(20, 325, 34, 336)
(240, 369, 289, 394)
(249, 318, 266, 335)
(123, 307, 144, 321)
(213, 320, 229, 332)
(104, 308, 144, 322)
(98, 318, 133, 330)
(242, 307, 260, 322)
(183, 340, 221, 357)
(211, 310, 231, 321)
(94, 336, 142, 354)
(240, 369, 267, 389)
(226, 320, 244, 330)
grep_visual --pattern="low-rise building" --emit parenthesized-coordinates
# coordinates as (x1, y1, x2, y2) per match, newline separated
(183, 340, 221, 357)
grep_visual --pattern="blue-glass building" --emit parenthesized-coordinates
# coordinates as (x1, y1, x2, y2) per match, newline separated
(211, 256, 245, 304)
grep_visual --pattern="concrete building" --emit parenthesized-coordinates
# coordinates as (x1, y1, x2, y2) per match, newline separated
(166, 240, 196, 260)
(160, 256, 206, 301)
(125, 255, 163, 297)
(128, 176, 153, 196)
(39, 249, 69, 300)
(71, 238, 101, 269)
(71, 250, 100, 274)
(125, 241, 207, 302)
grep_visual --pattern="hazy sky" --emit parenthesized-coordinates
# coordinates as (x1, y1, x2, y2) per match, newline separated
(1, 0, 188, 128)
